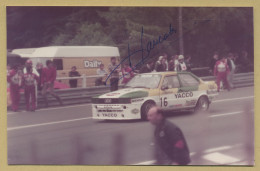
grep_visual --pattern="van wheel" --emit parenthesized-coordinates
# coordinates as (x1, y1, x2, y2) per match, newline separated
(141, 101, 155, 120)
(194, 96, 209, 112)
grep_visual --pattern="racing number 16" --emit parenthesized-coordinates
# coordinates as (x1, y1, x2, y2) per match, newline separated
(160, 97, 168, 107)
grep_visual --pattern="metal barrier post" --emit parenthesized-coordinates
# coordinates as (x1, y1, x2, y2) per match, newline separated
(82, 74, 86, 88)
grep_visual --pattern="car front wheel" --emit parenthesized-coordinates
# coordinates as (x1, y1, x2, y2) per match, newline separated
(195, 96, 209, 112)
(141, 101, 155, 120)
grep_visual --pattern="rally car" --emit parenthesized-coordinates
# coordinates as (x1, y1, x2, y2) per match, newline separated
(92, 71, 218, 120)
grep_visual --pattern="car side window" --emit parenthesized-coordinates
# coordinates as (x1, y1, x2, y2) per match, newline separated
(178, 73, 199, 87)
(162, 76, 180, 89)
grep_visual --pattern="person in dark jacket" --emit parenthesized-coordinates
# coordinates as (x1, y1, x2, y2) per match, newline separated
(209, 52, 219, 75)
(139, 61, 154, 73)
(69, 66, 81, 88)
(155, 56, 166, 72)
(147, 106, 191, 165)
(41, 60, 62, 107)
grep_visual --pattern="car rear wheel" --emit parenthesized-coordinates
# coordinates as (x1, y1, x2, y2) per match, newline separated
(141, 101, 155, 120)
(195, 96, 209, 112)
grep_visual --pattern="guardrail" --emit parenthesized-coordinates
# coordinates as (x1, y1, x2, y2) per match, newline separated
(14, 72, 254, 110)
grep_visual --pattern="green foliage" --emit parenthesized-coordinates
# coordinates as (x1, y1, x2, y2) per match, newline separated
(7, 7, 253, 68)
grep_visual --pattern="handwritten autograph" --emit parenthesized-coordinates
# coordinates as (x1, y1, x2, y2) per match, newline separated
(105, 24, 177, 85)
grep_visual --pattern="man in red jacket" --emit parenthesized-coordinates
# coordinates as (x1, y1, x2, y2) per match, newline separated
(41, 60, 62, 107)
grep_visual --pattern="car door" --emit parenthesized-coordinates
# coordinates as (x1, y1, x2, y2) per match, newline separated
(159, 75, 183, 109)
(177, 73, 201, 108)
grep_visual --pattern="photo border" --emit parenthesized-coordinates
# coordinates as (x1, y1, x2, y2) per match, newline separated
(0, 0, 258, 171)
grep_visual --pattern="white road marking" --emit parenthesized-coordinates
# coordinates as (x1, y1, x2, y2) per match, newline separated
(133, 144, 242, 165)
(7, 117, 92, 131)
(210, 111, 242, 118)
(213, 96, 254, 103)
(203, 152, 240, 164)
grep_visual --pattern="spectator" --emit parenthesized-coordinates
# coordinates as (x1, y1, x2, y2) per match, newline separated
(185, 55, 192, 72)
(209, 52, 219, 75)
(176, 55, 188, 71)
(41, 60, 63, 107)
(69, 66, 81, 88)
(22, 67, 39, 111)
(108, 57, 121, 91)
(147, 106, 191, 165)
(238, 50, 251, 72)
(155, 56, 166, 72)
(174, 55, 179, 71)
(23, 59, 39, 76)
(96, 64, 108, 86)
(36, 62, 43, 90)
(227, 53, 236, 89)
(214, 56, 230, 92)
(139, 61, 154, 73)
(121, 63, 134, 84)
(168, 56, 175, 71)
(163, 53, 169, 71)
(7, 65, 23, 112)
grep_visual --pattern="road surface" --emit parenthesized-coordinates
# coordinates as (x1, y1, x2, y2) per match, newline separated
(7, 86, 254, 165)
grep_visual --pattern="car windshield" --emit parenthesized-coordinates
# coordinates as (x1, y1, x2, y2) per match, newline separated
(125, 74, 161, 89)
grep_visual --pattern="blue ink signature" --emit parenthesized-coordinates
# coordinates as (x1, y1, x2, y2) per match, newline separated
(105, 24, 176, 85)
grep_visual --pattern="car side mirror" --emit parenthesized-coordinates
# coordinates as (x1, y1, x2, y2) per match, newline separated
(161, 85, 169, 90)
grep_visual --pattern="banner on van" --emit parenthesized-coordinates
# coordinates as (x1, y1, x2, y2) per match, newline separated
(84, 60, 102, 68)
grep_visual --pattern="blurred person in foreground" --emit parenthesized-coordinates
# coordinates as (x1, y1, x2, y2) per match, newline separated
(214, 56, 230, 92)
(147, 106, 191, 165)
(96, 63, 108, 86)
(69, 66, 81, 88)
(41, 60, 63, 107)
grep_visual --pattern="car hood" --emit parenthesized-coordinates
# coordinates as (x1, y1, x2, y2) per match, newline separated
(98, 88, 149, 99)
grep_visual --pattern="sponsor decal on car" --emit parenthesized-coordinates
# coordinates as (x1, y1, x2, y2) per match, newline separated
(185, 99, 197, 106)
(175, 92, 193, 98)
(131, 98, 144, 103)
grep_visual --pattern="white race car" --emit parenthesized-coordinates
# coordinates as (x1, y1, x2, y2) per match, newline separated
(92, 71, 218, 120)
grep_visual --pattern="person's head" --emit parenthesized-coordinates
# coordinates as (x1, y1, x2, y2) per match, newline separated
(213, 52, 219, 60)
(147, 106, 164, 125)
(111, 57, 117, 64)
(46, 60, 53, 68)
(178, 55, 184, 62)
(124, 63, 129, 68)
(36, 62, 43, 69)
(100, 64, 104, 70)
(220, 56, 226, 62)
(25, 59, 33, 67)
(71, 66, 77, 71)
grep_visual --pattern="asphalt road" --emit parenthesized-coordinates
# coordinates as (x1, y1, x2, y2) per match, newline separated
(7, 86, 254, 165)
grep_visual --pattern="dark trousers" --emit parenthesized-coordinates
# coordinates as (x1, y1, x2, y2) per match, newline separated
(110, 78, 119, 92)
